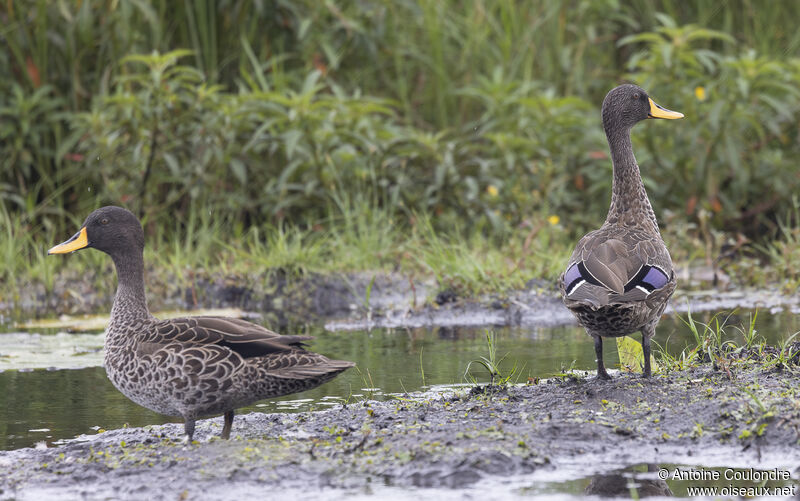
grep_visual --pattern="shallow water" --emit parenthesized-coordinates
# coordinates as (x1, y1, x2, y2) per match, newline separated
(1, 309, 798, 451)
(469, 463, 798, 499)
(170, 462, 798, 500)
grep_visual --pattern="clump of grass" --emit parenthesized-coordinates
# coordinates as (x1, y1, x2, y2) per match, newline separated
(659, 309, 799, 374)
(411, 212, 570, 297)
(552, 360, 582, 380)
(680, 309, 739, 360)
(765, 331, 800, 371)
(463, 330, 519, 387)
(653, 336, 698, 374)
(413, 216, 509, 296)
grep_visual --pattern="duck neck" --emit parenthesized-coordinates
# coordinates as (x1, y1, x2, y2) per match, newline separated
(110, 250, 151, 322)
(604, 127, 659, 232)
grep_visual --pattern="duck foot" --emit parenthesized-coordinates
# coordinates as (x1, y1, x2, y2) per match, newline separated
(594, 337, 611, 380)
(221, 410, 234, 439)
(183, 419, 196, 443)
(641, 329, 654, 379)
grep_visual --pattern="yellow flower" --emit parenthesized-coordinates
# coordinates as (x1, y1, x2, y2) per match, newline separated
(548, 215, 560, 225)
(487, 185, 499, 197)
(694, 86, 706, 101)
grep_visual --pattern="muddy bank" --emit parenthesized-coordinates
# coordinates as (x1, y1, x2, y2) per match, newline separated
(0, 271, 431, 328)
(2, 364, 799, 500)
(4, 269, 799, 331)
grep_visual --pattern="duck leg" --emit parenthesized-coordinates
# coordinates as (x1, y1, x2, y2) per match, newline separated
(594, 336, 611, 380)
(641, 325, 655, 378)
(184, 419, 196, 442)
(221, 410, 234, 439)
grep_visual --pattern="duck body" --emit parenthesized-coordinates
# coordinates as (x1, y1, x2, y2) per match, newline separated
(562, 226, 676, 336)
(50, 206, 354, 440)
(559, 84, 683, 379)
(104, 312, 349, 423)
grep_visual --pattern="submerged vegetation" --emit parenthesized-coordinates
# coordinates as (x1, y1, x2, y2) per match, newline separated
(2, 1, 800, 298)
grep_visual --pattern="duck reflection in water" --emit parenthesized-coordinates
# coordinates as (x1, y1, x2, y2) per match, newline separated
(585, 464, 673, 498)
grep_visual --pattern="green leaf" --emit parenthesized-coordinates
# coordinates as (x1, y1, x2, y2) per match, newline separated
(230, 158, 247, 184)
(615, 336, 657, 374)
(282, 129, 303, 159)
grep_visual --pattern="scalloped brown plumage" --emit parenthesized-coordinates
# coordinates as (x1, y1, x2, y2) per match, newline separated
(50, 206, 354, 441)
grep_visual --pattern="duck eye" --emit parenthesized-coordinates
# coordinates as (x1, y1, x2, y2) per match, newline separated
(101, 218, 109, 225)
(633, 93, 640, 100)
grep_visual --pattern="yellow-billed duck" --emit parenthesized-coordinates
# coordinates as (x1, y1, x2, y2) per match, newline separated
(559, 84, 683, 379)
(49, 206, 354, 440)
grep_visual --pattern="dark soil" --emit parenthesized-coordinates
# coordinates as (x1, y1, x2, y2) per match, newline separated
(2, 364, 799, 500)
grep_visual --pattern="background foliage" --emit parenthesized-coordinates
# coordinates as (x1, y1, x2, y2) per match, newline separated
(2, 0, 800, 292)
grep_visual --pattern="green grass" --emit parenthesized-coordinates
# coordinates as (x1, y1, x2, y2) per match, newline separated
(657, 309, 800, 374)
(0, 205, 57, 295)
(463, 329, 521, 386)
(3, 192, 800, 312)
(1, 202, 573, 308)
(759, 197, 800, 291)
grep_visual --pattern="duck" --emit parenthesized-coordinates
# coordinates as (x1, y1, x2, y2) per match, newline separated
(559, 84, 683, 379)
(49, 206, 355, 440)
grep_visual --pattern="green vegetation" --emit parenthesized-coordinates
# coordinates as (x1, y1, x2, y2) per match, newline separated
(656, 309, 800, 373)
(3, 1, 800, 298)
(615, 335, 658, 374)
(463, 330, 521, 386)
(0, 203, 569, 307)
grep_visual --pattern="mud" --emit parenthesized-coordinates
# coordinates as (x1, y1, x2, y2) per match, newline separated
(5, 269, 799, 332)
(0, 270, 429, 328)
(1, 363, 799, 500)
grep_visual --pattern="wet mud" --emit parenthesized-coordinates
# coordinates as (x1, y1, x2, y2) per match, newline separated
(2, 364, 799, 500)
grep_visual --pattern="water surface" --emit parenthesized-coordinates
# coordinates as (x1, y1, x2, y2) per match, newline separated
(1, 309, 798, 451)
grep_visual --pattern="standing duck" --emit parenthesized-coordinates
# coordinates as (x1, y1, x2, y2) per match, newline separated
(49, 206, 355, 440)
(559, 84, 683, 379)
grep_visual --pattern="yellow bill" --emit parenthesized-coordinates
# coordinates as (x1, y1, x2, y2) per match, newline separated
(648, 97, 684, 119)
(48, 227, 89, 254)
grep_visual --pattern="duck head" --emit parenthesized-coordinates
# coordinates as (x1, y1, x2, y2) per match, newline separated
(601, 84, 683, 134)
(48, 206, 144, 257)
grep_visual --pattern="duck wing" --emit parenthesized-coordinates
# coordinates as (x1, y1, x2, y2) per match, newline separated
(142, 316, 313, 360)
(561, 230, 673, 307)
